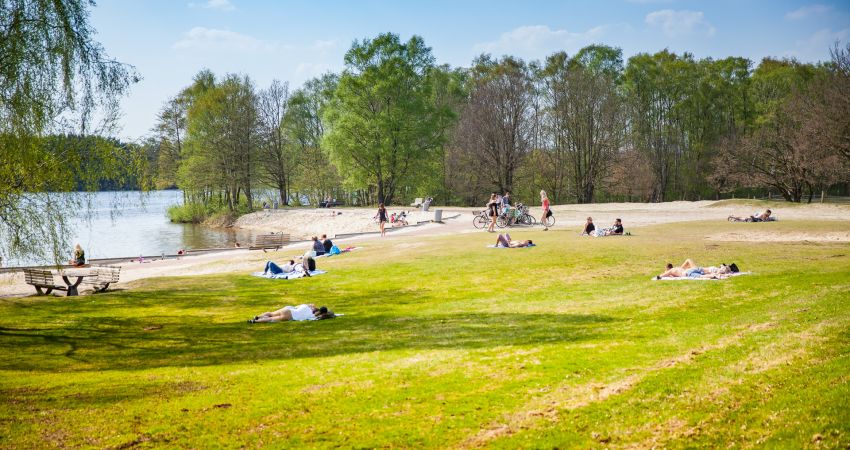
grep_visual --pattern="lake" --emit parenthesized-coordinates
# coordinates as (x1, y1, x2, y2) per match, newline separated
(6, 190, 260, 266)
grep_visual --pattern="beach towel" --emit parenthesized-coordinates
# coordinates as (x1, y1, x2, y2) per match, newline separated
(314, 246, 358, 258)
(652, 272, 751, 281)
(252, 269, 327, 280)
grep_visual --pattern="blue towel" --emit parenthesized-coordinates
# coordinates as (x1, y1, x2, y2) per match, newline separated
(252, 269, 327, 280)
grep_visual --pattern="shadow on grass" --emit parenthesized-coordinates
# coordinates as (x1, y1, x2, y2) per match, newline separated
(0, 312, 614, 372)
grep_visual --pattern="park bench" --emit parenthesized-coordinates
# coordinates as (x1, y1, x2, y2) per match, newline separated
(410, 197, 424, 207)
(249, 233, 290, 252)
(23, 268, 67, 296)
(81, 265, 121, 293)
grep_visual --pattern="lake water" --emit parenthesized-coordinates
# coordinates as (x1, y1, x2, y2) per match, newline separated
(8, 190, 259, 266)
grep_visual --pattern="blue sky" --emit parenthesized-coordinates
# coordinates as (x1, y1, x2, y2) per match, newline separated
(89, 0, 850, 139)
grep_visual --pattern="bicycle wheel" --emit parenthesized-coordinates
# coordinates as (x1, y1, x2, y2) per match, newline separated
(473, 215, 487, 229)
(496, 215, 508, 228)
(542, 214, 555, 227)
(522, 214, 536, 225)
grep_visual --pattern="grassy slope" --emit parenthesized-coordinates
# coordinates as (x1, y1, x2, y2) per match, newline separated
(1, 220, 848, 448)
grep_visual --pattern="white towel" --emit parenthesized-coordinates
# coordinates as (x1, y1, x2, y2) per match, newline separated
(252, 269, 327, 280)
(652, 272, 751, 281)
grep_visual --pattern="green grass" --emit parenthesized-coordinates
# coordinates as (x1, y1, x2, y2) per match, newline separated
(1, 220, 849, 448)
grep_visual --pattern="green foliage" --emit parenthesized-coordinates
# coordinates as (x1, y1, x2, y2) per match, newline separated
(166, 202, 210, 223)
(324, 33, 454, 204)
(0, 0, 139, 264)
(0, 220, 848, 447)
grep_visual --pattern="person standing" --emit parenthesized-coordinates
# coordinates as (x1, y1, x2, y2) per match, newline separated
(540, 191, 551, 231)
(378, 203, 388, 237)
(486, 193, 499, 233)
(502, 191, 512, 221)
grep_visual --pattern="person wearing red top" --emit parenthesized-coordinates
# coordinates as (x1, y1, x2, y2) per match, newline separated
(540, 190, 551, 231)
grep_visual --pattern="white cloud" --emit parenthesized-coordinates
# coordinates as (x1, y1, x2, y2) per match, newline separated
(311, 39, 338, 52)
(785, 4, 832, 20)
(645, 9, 715, 37)
(786, 27, 850, 61)
(173, 27, 276, 51)
(473, 25, 613, 58)
(188, 0, 236, 11)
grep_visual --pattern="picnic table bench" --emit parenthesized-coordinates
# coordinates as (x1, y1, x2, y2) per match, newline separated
(23, 268, 68, 296)
(249, 233, 290, 252)
(80, 265, 121, 293)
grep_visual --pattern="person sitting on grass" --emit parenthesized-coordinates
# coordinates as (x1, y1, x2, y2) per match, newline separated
(311, 236, 326, 256)
(582, 217, 595, 236)
(321, 234, 333, 253)
(610, 218, 624, 235)
(495, 233, 534, 248)
(69, 243, 86, 266)
(263, 259, 296, 275)
(249, 304, 335, 323)
(656, 259, 739, 279)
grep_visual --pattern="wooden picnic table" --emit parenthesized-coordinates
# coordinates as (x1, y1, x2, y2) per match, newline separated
(57, 269, 97, 296)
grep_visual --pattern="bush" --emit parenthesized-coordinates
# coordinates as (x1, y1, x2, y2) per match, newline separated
(167, 202, 209, 223)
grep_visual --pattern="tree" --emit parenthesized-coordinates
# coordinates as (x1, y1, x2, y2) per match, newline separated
(539, 46, 625, 203)
(1, 0, 138, 264)
(453, 55, 535, 195)
(181, 74, 258, 212)
(287, 74, 342, 205)
(256, 80, 293, 205)
(324, 33, 451, 205)
(711, 58, 833, 202)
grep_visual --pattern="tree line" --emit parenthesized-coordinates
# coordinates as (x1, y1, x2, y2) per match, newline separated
(145, 33, 850, 216)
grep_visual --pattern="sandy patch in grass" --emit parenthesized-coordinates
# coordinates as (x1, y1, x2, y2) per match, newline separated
(706, 231, 850, 242)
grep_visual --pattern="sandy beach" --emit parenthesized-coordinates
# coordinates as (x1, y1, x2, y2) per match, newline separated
(2, 200, 848, 298)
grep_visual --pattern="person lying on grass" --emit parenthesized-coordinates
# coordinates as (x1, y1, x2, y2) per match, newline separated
(249, 304, 335, 323)
(495, 233, 534, 248)
(585, 218, 625, 237)
(728, 209, 773, 222)
(262, 260, 312, 277)
(656, 259, 740, 279)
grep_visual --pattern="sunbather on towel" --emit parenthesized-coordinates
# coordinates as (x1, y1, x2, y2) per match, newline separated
(495, 233, 533, 248)
(656, 259, 739, 279)
(263, 260, 296, 275)
(248, 304, 335, 323)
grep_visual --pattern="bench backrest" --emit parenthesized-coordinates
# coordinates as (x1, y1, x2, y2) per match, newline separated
(24, 269, 54, 286)
(95, 265, 121, 283)
(254, 234, 290, 246)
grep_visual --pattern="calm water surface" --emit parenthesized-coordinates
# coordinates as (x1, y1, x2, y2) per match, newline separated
(11, 190, 259, 266)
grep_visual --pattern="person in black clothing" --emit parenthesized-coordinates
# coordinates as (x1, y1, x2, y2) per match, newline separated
(321, 234, 333, 253)
(378, 203, 388, 237)
(486, 193, 499, 233)
(610, 218, 624, 235)
(582, 217, 595, 235)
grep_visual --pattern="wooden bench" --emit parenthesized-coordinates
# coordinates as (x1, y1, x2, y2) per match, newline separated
(81, 265, 121, 292)
(249, 233, 290, 252)
(23, 268, 67, 295)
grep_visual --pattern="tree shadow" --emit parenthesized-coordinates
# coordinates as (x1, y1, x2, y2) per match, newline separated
(0, 312, 614, 372)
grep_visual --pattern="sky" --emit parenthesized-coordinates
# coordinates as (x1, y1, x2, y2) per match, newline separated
(88, 0, 850, 139)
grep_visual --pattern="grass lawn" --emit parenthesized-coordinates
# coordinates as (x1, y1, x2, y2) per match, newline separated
(1, 220, 849, 448)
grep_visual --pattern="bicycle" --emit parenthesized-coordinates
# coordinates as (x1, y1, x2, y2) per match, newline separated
(472, 210, 493, 229)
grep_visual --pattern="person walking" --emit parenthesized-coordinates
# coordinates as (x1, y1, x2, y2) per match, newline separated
(540, 190, 551, 231)
(486, 193, 499, 233)
(377, 202, 388, 237)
